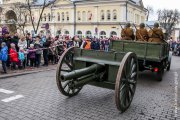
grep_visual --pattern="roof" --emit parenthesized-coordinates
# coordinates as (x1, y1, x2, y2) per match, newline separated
(35, 0, 143, 7)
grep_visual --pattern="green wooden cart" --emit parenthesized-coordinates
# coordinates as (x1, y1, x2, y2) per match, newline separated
(56, 47, 138, 112)
(56, 40, 171, 113)
(110, 40, 172, 81)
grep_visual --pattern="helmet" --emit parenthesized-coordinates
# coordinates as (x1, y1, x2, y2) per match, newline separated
(140, 23, 145, 28)
(154, 22, 159, 28)
(126, 23, 131, 28)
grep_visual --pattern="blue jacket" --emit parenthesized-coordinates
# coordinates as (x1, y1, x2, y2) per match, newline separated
(18, 52, 25, 61)
(91, 41, 100, 50)
(0, 46, 8, 61)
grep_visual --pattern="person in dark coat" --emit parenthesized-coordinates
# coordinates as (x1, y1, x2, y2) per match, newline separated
(91, 38, 100, 50)
(42, 36, 51, 66)
(26, 33, 33, 66)
(34, 36, 43, 68)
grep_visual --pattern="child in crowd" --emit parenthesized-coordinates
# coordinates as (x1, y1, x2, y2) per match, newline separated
(0, 42, 8, 73)
(9, 43, 18, 70)
(18, 47, 25, 69)
(28, 44, 36, 67)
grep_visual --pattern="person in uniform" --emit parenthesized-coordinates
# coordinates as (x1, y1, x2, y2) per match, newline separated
(121, 23, 135, 40)
(136, 23, 148, 42)
(148, 22, 164, 43)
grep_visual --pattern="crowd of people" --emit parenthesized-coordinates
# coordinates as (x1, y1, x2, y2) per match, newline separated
(0, 31, 114, 74)
(168, 37, 180, 56)
(0, 22, 172, 74)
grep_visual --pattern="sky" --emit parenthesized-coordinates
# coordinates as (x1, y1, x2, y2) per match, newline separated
(142, 0, 180, 20)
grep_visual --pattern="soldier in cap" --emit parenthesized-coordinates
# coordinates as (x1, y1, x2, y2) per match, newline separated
(148, 22, 164, 43)
(136, 23, 148, 41)
(121, 23, 135, 40)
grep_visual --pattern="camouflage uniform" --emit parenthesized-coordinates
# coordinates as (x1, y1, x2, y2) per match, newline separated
(148, 23, 164, 43)
(136, 23, 148, 42)
(121, 23, 134, 40)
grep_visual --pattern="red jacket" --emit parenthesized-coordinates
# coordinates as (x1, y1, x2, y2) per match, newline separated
(9, 48, 18, 62)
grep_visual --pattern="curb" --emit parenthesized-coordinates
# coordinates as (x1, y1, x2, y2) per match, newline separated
(0, 68, 56, 79)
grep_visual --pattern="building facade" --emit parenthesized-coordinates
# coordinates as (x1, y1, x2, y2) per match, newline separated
(0, 0, 147, 38)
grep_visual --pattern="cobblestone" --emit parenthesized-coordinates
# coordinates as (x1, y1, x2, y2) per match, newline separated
(0, 56, 179, 120)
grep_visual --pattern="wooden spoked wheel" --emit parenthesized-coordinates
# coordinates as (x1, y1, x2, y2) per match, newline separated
(56, 47, 82, 97)
(115, 52, 138, 112)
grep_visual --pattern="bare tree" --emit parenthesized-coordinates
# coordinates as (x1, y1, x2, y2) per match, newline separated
(12, 3, 29, 36)
(146, 6, 154, 21)
(157, 9, 180, 39)
(26, 0, 56, 34)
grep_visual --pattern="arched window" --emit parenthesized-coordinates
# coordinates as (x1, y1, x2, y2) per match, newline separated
(48, 13, 51, 21)
(88, 11, 92, 21)
(66, 12, 69, 21)
(57, 12, 60, 21)
(101, 10, 105, 21)
(113, 10, 117, 20)
(56, 30, 61, 36)
(86, 31, 92, 37)
(110, 31, 117, 37)
(77, 31, 82, 38)
(44, 13, 46, 21)
(107, 10, 111, 20)
(62, 12, 64, 22)
(100, 31, 106, 38)
(77, 11, 81, 21)
(64, 31, 69, 36)
(82, 11, 86, 21)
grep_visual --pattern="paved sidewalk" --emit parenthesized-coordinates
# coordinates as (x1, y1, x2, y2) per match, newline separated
(0, 64, 57, 79)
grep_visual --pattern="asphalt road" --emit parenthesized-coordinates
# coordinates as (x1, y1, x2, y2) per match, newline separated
(0, 56, 179, 120)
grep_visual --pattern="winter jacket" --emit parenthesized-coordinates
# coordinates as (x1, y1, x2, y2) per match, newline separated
(28, 48, 36, 59)
(0, 46, 8, 61)
(84, 40, 91, 50)
(18, 39, 27, 49)
(18, 52, 25, 61)
(9, 48, 18, 62)
(91, 41, 100, 50)
(34, 42, 43, 54)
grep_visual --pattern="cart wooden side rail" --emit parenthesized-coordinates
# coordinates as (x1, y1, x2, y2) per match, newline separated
(110, 40, 171, 81)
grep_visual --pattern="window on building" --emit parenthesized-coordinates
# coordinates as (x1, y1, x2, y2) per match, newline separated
(57, 12, 60, 21)
(110, 31, 117, 37)
(62, 12, 65, 22)
(135, 14, 140, 24)
(44, 14, 46, 21)
(64, 31, 69, 36)
(113, 10, 117, 20)
(77, 11, 81, 21)
(82, 11, 86, 21)
(56, 30, 61, 36)
(48, 13, 51, 21)
(86, 31, 92, 37)
(107, 10, 111, 20)
(101, 10, 105, 21)
(88, 11, 92, 21)
(66, 12, 69, 21)
(100, 31, 106, 38)
(77, 31, 82, 38)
